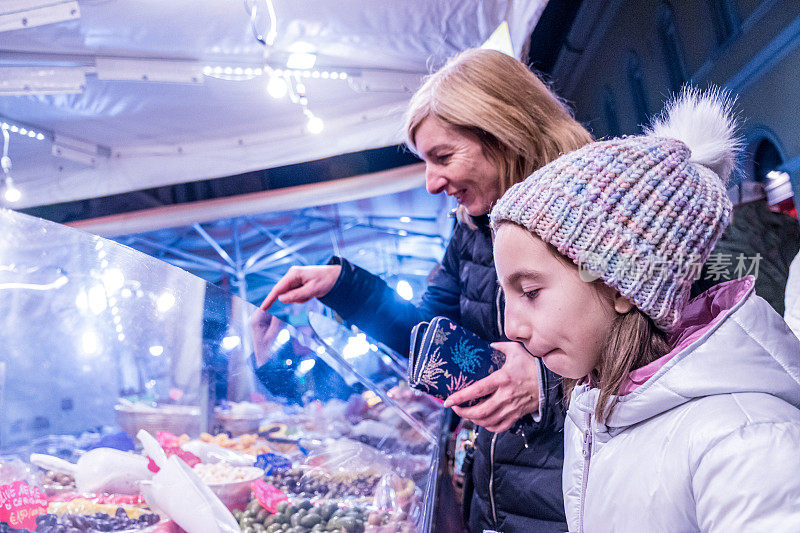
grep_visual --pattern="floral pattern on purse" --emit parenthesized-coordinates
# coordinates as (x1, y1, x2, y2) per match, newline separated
(408, 316, 505, 403)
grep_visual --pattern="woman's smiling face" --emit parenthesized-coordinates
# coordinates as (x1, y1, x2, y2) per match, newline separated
(414, 117, 502, 216)
(493, 223, 620, 379)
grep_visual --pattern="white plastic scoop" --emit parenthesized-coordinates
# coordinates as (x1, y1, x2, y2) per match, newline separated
(30, 449, 152, 495)
(137, 430, 240, 533)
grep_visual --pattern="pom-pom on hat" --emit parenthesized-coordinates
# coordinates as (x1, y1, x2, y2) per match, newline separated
(490, 87, 742, 329)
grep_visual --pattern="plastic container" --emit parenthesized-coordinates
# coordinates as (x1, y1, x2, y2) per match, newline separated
(203, 467, 264, 508)
(214, 411, 263, 437)
(115, 404, 202, 438)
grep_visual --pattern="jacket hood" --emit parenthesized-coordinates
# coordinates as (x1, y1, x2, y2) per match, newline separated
(570, 276, 800, 433)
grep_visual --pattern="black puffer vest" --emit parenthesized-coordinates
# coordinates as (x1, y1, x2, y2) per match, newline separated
(321, 216, 566, 532)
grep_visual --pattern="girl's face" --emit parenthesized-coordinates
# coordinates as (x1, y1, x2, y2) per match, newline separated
(414, 117, 502, 216)
(493, 223, 619, 379)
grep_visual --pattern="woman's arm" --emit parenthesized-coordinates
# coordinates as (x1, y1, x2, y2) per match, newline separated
(320, 237, 462, 354)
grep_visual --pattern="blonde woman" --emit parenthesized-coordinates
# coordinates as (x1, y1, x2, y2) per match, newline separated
(263, 49, 592, 532)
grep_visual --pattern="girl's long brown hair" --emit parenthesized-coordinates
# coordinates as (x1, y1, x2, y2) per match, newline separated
(533, 238, 673, 422)
(563, 307, 672, 422)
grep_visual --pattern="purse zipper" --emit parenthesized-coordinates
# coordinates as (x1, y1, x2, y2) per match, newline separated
(489, 431, 498, 526)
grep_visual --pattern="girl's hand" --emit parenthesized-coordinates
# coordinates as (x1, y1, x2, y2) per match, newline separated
(444, 341, 540, 433)
(260, 265, 342, 310)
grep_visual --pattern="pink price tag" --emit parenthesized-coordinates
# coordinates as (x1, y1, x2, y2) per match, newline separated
(0, 481, 49, 531)
(251, 480, 288, 513)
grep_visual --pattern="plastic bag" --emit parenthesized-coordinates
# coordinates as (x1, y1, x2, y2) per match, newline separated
(372, 472, 418, 512)
(266, 439, 392, 500)
(180, 439, 255, 467)
(0, 457, 35, 485)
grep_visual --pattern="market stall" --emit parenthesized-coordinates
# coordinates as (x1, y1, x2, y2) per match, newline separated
(0, 208, 446, 533)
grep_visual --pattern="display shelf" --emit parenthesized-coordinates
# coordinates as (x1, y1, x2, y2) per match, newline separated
(0, 208, 445, 532)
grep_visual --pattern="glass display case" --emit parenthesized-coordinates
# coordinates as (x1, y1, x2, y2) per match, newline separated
(0, 208, 444, 533)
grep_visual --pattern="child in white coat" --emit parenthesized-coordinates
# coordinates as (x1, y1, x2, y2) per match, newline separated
(490, 89, 800, 532)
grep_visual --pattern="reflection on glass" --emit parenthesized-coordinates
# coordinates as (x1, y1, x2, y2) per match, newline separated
(0, 209, 443, 531)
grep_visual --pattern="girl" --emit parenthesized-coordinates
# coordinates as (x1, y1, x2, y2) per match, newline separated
(490, 89, 800, 532)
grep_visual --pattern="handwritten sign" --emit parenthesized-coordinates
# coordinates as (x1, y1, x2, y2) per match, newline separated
(0, 481, 49, 531)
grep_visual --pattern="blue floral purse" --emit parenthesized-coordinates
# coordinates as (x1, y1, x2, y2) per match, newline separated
(408, 316, 505, 403)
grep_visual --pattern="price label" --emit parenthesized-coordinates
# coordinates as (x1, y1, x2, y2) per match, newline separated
(251, 480, 288, 513)
(0, 481, 49, 531)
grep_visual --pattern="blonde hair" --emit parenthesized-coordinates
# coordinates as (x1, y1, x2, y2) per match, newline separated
(405, 48, 593, 224)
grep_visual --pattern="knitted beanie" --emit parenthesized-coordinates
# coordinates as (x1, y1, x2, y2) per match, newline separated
(490, 88, 741, 330)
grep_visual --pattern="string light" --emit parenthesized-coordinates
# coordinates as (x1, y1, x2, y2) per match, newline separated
(1, 121, 48, 141)
(200, 65, 348, 82)
(202, 65, 264, 81)
(267, 74, 288, 99)
(3, 177, 20, 203)
(1, 127, 21, 203)
(304, 109, 324, 134)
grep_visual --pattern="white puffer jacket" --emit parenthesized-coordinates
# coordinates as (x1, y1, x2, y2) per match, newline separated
(564, 277, 800, 532)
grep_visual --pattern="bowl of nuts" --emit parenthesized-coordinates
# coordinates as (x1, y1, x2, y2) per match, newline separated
(39, 469, 76, 496)
(192, 463, 264, 508)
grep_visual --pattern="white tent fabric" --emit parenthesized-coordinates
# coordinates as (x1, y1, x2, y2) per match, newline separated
(0, 0, 546, 209)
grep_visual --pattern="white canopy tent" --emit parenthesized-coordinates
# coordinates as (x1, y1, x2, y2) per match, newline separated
(0, 0, 546, 211)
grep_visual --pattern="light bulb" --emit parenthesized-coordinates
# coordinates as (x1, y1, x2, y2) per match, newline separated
(286, 52, 316, 70)
(396, 280, 414, 301)
(267, 75, 288, 99)
(3, 177, 20, 203)
(306, 114, 324, 134)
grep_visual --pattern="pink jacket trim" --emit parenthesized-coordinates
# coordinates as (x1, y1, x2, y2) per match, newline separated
(617, 276, 755, 396)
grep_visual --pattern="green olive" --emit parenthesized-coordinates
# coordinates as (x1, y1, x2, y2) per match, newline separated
(300, 512, 321, 527)
(339, 517, 356, 530)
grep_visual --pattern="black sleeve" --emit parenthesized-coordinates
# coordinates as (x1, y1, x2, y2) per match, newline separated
(518, 361, 565, 434)
(318, 233, 462, 356)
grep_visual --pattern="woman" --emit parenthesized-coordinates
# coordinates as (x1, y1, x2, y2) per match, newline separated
(261, 48, 592, 532)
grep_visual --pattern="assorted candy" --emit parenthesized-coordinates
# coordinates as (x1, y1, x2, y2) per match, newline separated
(365, 510, 417, 533)
(192, 463, 262, 484)
(199, 433, 271, 456)
(40, 472, 75, 493)
(46, 500, 146, 519)
(3, 389, 439, 533)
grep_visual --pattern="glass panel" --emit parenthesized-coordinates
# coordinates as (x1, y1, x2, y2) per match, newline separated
(0, 208, 442, 531)
(308, 311, 407, 384)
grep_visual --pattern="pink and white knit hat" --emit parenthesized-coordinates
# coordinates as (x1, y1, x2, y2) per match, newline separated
(490, 88, 741, 329)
